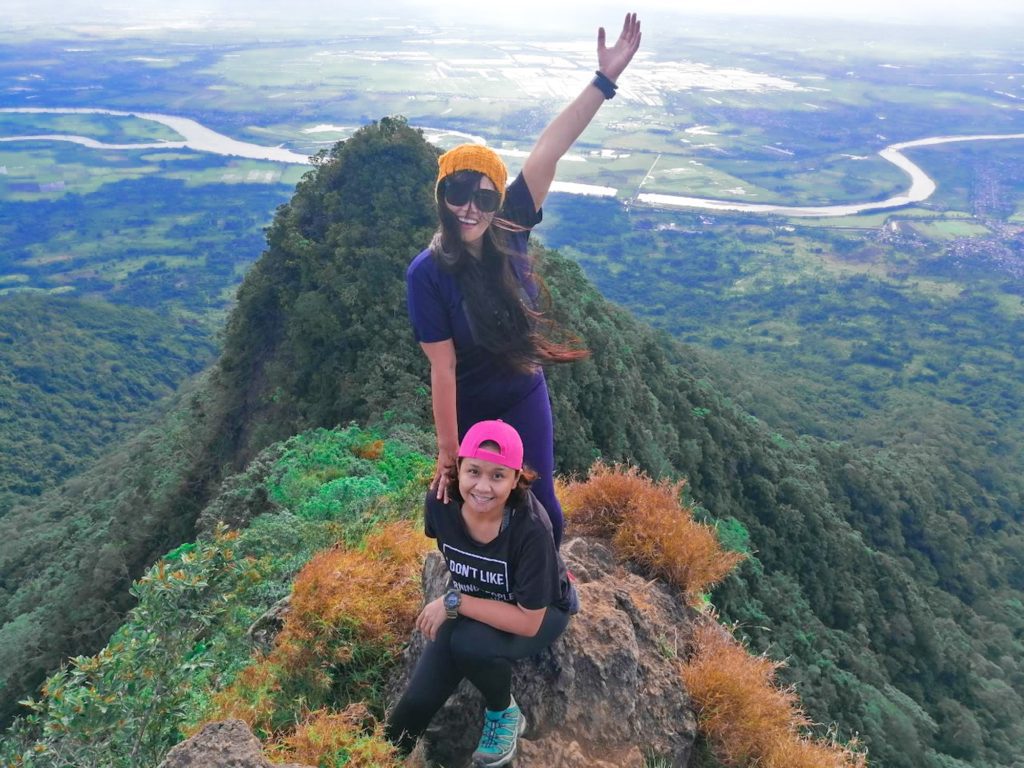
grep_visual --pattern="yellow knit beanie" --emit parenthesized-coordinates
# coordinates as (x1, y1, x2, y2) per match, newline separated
(436, 144, 508, 205)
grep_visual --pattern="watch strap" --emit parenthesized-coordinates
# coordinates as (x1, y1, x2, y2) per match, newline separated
(592, 70, 618, 99)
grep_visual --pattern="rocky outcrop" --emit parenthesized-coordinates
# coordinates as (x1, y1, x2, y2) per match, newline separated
(247, 595, 291, 655)
(156, 719, 311, 768)
(163, 538, 699, 768)
(389, 537, 699, 768)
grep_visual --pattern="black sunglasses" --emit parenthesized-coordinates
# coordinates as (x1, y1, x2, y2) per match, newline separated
(443, 178, 502, 213)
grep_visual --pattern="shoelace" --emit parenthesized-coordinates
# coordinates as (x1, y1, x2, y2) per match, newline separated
(480, 710, 516, 750)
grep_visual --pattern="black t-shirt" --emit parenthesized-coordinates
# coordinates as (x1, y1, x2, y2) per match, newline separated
(425, 489, 571, 612)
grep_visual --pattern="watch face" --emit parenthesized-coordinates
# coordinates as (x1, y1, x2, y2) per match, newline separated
(444, 591, 459, 609)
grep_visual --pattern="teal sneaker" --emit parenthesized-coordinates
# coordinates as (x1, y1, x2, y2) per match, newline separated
(472, 696, 526, 767)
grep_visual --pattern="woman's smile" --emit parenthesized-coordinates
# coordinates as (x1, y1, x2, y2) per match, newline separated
(457, 213, 482, 230)
(458, 457, 518, 517)
(446, 176, 497, 249)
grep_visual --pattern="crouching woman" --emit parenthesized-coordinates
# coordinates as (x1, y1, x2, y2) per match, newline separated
(386, 419, 573, 767)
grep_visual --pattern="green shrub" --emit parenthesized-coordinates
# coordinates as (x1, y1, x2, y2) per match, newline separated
(1, 528, 261, 768)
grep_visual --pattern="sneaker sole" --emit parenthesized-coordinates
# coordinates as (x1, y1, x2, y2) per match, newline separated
(472, 712, 527, 768)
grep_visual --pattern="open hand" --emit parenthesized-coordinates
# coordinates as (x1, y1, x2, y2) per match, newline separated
(597, 12, 642, 83)
(431, 448, 455, 504)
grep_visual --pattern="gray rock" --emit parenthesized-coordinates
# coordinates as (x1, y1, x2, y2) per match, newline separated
(247, 595, 291, 654)
(156, 719, 311, 768)
(388, 537, 698, 767)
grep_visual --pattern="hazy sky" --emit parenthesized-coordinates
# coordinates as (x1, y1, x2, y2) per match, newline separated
(431, 0, 1022, 25)
(6, 0, 1023, 29)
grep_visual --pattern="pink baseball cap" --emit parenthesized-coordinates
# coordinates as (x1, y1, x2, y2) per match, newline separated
(458, 420, 524, 470)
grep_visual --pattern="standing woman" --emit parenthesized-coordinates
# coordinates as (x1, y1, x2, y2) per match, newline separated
(385, 420, 573, 766)
(407, 13, 642, 547)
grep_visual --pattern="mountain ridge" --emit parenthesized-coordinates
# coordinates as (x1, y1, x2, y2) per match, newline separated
(1, 117, 1021, 767)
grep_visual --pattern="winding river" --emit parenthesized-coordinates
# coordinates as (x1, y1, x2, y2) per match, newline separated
(2, 107, 1023, 217)
(0, 107, 311, 164)
(638, 134, 1024, 217)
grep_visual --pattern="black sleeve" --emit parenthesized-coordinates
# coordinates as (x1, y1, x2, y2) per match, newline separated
(510, 525, 560, 610)
(501, 172, 543, 230)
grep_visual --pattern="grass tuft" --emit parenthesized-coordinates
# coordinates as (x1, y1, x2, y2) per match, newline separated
(202, 520, 432, 740)
(559, 462, 743, 602)
(680, 621, 866, 768)
(267, 703, 403, 768)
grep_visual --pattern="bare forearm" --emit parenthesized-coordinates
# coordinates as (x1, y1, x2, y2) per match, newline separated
(458, 594, 545, 637)
(531, 84, 606, 166)
(430, 363, 458, 453)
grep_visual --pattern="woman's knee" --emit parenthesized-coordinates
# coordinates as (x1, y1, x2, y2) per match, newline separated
(450, 619, 507, 663)
(394, 684, 441, 715)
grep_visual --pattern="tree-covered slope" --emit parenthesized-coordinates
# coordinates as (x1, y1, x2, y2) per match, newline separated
(0, 424, 436, 768)
(540, 194, 1024, 535)
(0, 293, 215, 515)
(1, 118, 1021, 767)
(547, 255, 1024, 767)
(0, 118, 443, 727)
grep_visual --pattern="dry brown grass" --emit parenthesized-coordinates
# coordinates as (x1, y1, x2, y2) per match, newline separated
(283, 519, 431, 657)
(559, 462, 743, 601)
(203, 521, 432, 741)
(681, 621, 866, 768)
(560, 463, 862, 765)
(764, 734, 867, 768)
(558, 463, 664, 538)
(351, 439, 385, 461)
(268, 704, 403, 768)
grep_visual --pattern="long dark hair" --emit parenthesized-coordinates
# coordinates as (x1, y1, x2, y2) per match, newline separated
(432, 171, 588, 373)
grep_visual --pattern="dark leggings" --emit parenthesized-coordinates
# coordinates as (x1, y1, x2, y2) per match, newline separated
(385, 608, 570, 754)
(460, 375, 564, 546)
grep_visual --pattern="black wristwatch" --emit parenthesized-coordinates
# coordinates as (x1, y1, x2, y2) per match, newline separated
(443, 588, 462, 620)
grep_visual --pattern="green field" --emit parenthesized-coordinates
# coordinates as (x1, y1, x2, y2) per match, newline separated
(0, 111, 183, 142)
(0, 139, 301, 323)
(1, 13, 1022, 503)
(1, 15, 1024, 768)
(4, 24, 1022, 213)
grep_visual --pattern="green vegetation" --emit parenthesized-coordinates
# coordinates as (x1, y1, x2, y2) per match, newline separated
(0, 117, 309, 516)
(542, 171, 1024, 768)
(0, 136, 302, 510)
(0, 119, 441, 730)
(0, 425, 429, 767)
(0, 293, 215, 514)
(0, 151, 299, 315)
(541, 190, 1024, 473)
(0, 112, 182, 143)
(2, 18, 1023, 767)
(1, 121, 1022, 768)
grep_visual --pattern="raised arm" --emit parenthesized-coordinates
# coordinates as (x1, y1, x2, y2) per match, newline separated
(521, 12, 642, 211)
